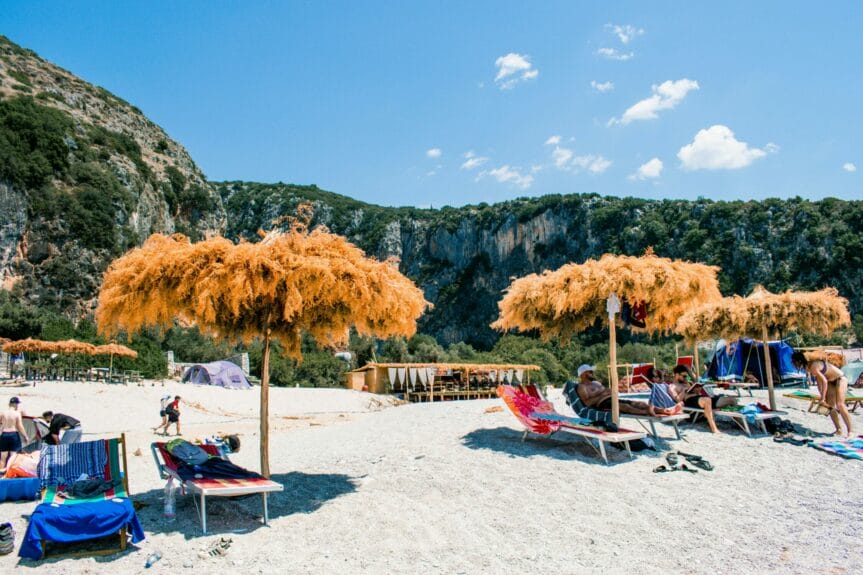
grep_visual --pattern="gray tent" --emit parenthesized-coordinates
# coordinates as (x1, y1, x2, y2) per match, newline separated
(22, 416, 49, 452)
(182, 360, 252, 389)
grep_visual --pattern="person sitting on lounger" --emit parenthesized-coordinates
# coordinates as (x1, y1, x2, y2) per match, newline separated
(791, 351, 853, 437)
(669, 365, 737, 433)
(574, 364, 655, 416)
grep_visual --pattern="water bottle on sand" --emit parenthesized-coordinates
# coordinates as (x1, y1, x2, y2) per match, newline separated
(164, 480, 176, 520)
(145, 550, 162, 568)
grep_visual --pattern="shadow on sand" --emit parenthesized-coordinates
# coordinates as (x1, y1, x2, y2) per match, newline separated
(16, 471, 359, 567)
(461, 426, 669, 466)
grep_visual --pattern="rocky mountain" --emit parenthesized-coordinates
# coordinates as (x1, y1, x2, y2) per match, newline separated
(217, 182, 863, 348)
(1, 36, 860, 349)
(0, 36, 224, 314)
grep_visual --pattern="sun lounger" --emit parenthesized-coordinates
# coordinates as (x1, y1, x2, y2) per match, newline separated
(19, 434, 144, 560)
(563, 379, 686, 440)
(621, 412, 689, 440)
(151, 441, 283, 534)
(684, 406, 786, 436)
(783, 389, 863, 413)
(497, 384, 647, 464)
(703, 380, 757, 397)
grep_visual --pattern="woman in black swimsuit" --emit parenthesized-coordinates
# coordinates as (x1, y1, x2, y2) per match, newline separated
(792, 351, 853, 437)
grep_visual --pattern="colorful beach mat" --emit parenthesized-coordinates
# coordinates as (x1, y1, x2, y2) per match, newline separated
(809, 435, 863, 461)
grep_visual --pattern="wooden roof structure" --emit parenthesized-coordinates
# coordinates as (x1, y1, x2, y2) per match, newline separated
(351, 362, 541, 373)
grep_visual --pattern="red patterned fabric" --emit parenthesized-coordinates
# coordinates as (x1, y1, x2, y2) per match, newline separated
(497, 385, 561, 436)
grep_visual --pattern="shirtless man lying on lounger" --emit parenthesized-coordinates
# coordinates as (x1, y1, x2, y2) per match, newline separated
(575, 364, 659, 416)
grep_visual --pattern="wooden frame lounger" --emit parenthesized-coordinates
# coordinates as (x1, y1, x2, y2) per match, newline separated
(783, 390, 863, 413)
(21, 434, 143, 560)
(497, 384, 647, 464)
(684, 407, 786, 436)
(151, 442, 283, 534)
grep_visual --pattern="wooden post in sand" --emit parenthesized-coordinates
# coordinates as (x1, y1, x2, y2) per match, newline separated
(761, 326, 777, 411)
(693, 344, 701, 380)
(607, 294, 621, 425)
(260, 326, 271, 478)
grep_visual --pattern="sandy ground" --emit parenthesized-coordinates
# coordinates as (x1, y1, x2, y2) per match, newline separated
(0, 379, 861, 574)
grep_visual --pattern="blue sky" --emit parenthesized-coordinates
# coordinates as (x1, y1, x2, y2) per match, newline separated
(3, 1, 861, 207)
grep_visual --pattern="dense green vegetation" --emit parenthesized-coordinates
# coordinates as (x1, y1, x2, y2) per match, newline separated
(1, 32, 861, 390)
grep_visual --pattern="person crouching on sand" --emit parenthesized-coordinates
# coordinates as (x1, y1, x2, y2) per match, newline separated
(156, 396, 182, 436)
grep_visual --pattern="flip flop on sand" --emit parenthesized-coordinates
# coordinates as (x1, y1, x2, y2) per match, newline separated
(676, 451, 713, 470)
(665, 453, 680, 467)
(678, 464, 698, 474)
(653, 465, 673, 473)
(689, 459, 714, 471)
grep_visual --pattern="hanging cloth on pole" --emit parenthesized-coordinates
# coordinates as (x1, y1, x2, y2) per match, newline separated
(388, 367, 398, 388)
(516, 369, 524, 383)
(426, 368, 436, 388)
(417, 367, 428, 389)
(409, 368, 418, 391)
(397, 368, 407, 389)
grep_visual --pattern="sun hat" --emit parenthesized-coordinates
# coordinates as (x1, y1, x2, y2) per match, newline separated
(577, 364, 596, 377)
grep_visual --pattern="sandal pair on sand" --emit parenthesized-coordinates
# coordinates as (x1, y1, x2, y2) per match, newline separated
(200, 537, 232, 558)
(773, 435, 813, 447)
(653, 451, 714, 473)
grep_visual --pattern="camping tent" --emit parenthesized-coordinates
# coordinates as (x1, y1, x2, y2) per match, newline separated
(182, 361, 252, 389)
(21, 416, 49, 452)
(705, 339, 806, 387)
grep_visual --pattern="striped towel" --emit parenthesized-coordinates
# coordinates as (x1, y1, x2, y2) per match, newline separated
(38, 440, 107, 488)
(562, 380, 613, 425)
(649, 383, 677, 409)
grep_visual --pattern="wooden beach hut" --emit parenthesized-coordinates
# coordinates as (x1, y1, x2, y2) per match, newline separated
(348, 362, 541, 402)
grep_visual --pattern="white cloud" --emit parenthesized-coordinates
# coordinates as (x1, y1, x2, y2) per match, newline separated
(596, 47, 634, 61)
(629, 158, 663, 181)
(678, 125, 773, 171)
(591, 80, 614, 93)
(573, 154, 612, 174)
(460, 151, 488, 170)
(546, 140, 611, 174)
(842, 162, 857, 172)
(607, 23, 644, 44)
(494, 53, 538, 89)
(426, 148, 441, 158)
(481, 165, 534, 189)
(552, 147, 573, 169)
(610, 79, 699, 125)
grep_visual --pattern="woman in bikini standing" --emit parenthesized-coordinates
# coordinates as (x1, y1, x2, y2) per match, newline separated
(792, 351, 853, 437)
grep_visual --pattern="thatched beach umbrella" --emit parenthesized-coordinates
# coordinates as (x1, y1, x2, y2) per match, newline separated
(94, 343, 138, 375)
(676, 286, 851, 409)
(492, 250, 722, 423)
(2, 338, 95, 356)
(96, 219, 428, 477)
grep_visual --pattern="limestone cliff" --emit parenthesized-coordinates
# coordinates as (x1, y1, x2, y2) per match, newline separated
(0, 36, 224, 313)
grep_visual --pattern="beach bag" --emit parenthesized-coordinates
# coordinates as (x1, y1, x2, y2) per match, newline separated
(166, 439, 210, 465)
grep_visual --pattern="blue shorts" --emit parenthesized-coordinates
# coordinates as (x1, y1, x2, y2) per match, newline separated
(0, 431, 22, 452)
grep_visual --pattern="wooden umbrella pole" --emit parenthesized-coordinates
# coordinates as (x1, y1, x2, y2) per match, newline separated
(260, 326, 272, 478)
(762, 325, 776, 410)
(693, 344, 700, 379)
(609, 319, 620, 425)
